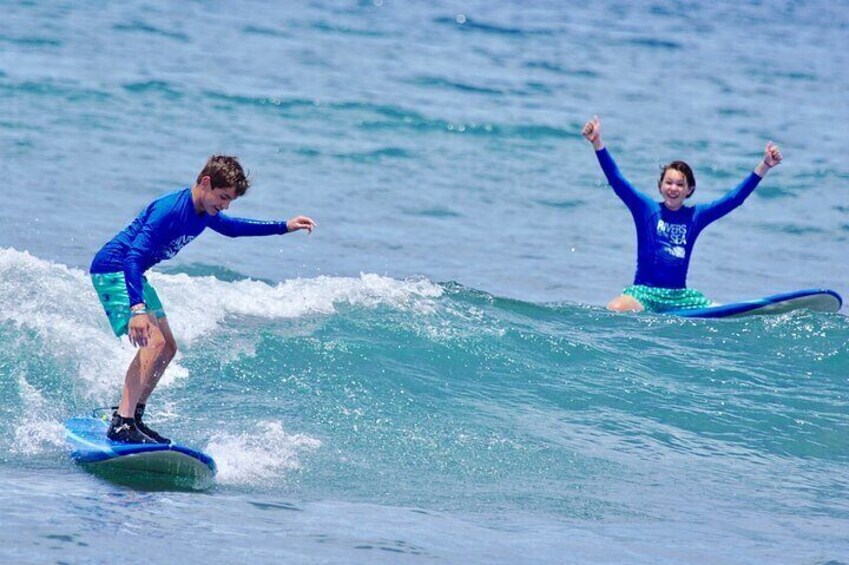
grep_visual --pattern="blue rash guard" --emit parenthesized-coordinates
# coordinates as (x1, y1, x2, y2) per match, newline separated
(596, 148, 762, 289)
(90, 188, 288, 306)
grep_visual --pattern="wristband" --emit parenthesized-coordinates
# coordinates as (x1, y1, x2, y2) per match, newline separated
(131, 308, 147, 316)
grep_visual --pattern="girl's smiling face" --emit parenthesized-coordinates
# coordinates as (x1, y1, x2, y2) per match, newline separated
(658, 169, 693, 211)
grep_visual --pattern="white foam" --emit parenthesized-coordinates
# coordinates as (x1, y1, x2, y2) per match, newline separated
(0, 246, 444, 400)
(151, 271, 444, 344)
(9, 373, 66, 456)
(205, 420, 322, 485)
(0, 248, 132, 399)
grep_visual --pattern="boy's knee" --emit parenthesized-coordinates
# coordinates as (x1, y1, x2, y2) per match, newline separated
(143, 326, 168, 351)
(145, 336, 167, 352)
(159, 334, 177, 360)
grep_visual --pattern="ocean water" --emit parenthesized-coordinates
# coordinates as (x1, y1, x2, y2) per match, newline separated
(2, 1, 848, 563)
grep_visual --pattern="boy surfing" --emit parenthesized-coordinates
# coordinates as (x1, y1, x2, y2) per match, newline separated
(581, 115, 782, 312)
(91, 155, 316, 443)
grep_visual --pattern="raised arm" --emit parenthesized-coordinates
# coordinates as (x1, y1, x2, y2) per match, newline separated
(582, 115, 649, 211)
(696, 142, 783, 226)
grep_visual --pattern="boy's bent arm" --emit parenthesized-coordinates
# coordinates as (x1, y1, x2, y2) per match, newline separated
(124, 222, 161, 307)
(122, 194, 185, 307)
(123, 258, 147, 308)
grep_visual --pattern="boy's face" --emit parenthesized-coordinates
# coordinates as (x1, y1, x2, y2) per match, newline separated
(200, 176, 239, 215)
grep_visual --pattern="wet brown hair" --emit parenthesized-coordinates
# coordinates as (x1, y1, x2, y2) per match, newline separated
(196, 155, 251, 196)
(658, 161, 696, 197)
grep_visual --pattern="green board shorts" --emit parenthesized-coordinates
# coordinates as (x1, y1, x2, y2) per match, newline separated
(622, 284, 712, 313)
(91, 272, 166, 337)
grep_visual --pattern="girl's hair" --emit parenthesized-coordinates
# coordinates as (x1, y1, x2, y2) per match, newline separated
(197, 155, 251, 196)
(659, 161, 696, 196)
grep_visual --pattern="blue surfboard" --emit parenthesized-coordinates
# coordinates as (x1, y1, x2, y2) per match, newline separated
(666, 288, 842, 319)
(65, 415, 216, 490)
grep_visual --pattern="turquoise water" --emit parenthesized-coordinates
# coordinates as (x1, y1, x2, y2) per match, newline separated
(2, 1, 848, 563)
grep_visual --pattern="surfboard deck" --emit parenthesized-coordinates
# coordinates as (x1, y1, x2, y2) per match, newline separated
(666, 288, 842, 319)
(65, 415, 216, 490)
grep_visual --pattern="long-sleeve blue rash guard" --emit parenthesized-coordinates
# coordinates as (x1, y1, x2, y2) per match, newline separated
(596, 148, 762, 289)
(90, 188, 288, 306)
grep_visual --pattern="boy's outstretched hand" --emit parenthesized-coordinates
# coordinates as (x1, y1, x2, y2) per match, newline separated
(287, 215, 317, 234)
(581, 115, 603, 150)
(764, 141, 782, 168)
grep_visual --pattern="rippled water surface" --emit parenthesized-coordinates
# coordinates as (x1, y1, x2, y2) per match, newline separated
(2, 1, 848, 563)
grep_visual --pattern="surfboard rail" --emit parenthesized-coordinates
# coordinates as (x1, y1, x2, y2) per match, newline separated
(666, 288, 842, 319)
(65, 416, 216, 489)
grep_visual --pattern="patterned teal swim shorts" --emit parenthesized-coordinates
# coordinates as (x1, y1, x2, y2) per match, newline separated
(91, 272, 166, 337)
(622, 284, 712, 313)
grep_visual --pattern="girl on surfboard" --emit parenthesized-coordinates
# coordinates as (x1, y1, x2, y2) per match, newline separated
(581, 115, 783, 313)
